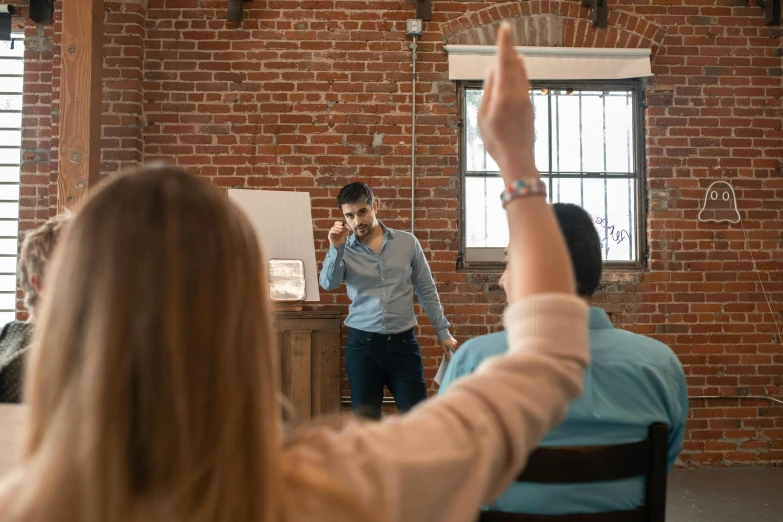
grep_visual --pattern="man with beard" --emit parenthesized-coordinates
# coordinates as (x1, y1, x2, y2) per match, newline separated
(320, 182, 457, 419)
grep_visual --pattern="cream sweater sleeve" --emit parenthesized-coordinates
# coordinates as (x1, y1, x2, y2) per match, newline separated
(285, 294, 589, 522)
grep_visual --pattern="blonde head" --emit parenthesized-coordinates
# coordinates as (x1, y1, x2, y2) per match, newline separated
(18, 213, 71, 320)
(0, 166, 374, 522)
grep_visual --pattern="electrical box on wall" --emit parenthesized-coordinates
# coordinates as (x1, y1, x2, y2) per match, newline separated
(406, 19, 423, 36)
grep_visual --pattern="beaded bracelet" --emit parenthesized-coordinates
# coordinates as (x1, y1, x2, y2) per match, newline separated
(500, 178, 548, 209)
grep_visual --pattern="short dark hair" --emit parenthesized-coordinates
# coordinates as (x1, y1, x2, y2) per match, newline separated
(552, 203, 603, 298)
(337, 182, 374, 209)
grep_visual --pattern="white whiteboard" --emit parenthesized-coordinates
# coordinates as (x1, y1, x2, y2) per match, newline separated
(228, 189, 320, 302)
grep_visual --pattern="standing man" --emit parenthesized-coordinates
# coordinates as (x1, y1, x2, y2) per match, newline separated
(320, 182, 458, 419)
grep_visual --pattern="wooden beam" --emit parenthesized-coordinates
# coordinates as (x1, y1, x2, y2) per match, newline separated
(58, 0, 103, 212)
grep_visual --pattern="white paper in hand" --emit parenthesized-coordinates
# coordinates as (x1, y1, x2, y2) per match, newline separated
(433, 350, 454, 386)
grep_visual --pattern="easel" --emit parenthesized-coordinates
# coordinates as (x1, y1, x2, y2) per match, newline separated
(227, 189, 341, 420)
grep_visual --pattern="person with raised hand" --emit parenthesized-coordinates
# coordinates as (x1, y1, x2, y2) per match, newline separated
(0, 22, 587, 522)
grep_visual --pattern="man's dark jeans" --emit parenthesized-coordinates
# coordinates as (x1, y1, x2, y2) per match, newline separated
(345, 327, 428, 419)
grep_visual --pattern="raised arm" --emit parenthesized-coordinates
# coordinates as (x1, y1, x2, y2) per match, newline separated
(287, 23, 587, 522)
(319, 221, 349, 291)
(286, 296, 587, 522)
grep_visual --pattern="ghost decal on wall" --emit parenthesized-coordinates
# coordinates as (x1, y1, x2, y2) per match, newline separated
(698, 181, 740, 224)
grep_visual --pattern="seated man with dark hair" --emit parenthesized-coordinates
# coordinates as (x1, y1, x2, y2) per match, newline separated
(439, 203, 688, 516)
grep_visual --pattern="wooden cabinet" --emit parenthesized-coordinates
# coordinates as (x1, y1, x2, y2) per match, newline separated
(272, 311, 342, 421)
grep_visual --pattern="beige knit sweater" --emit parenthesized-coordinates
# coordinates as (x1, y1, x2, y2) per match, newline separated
(285, 294, 589, 522)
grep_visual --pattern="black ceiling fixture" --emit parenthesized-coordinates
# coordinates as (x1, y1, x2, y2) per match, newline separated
(228, 0, 251, 22)
(582, 0, 607, 28)
(759, 0, 781, 26)
(0, 5, 12, 40)
(29, 0, 54, 25)
(416, 0, 432, 22)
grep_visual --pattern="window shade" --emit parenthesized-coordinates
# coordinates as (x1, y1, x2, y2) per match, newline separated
(445, 45, 652, 81)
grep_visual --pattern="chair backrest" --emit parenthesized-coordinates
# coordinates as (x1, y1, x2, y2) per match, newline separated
(479, 423, 669, 522)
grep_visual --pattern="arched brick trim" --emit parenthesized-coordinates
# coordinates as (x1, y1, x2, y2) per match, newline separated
(443, 1, 666, 53)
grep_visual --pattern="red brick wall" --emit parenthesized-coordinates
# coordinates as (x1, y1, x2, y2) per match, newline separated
(614, 0, 783, 467)
(17, 0, 783, 466)
(19, 20, 55, 235)
(15, 3, 55, 320)
(102, 0, 147, 173)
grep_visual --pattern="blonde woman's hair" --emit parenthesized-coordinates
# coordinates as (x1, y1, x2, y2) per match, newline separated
(18, 213, 71, 319)
(0, 166, 377, 522)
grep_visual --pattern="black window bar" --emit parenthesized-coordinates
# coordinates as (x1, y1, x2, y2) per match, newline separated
(0, 35, 23, 322)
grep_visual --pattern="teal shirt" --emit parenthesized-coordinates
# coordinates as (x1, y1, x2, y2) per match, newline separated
(438, 307, 688, 515)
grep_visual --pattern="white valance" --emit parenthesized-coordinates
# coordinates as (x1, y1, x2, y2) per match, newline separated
(445, 45, 652, 81)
